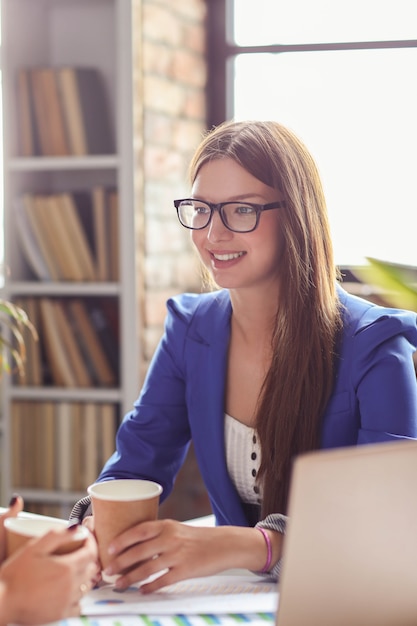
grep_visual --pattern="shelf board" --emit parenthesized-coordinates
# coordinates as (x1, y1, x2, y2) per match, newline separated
(3, 282, 120, 296)
(13, 487, 88, 504)
(9, 386, 122, 402)
(7, 155, 119, 171)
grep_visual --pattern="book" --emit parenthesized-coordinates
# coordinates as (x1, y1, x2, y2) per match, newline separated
(57, 193, 96, 281)
(15, 197, 52, 281)
(40, 68, 70, 156)
(17, 64, 114, 156)
(71, 402, 84, 491)
(26, 298, 43, 386)
(16, 68, 39, 157)
(43, 194, 89, 281)
(85, 298, 119, 377)
(92, 186, 109, 281)
(11, 401, 23, 487)
(29, 68, 51, 156)
(83, 402, 100, 488)
(99, 403, 117, 467)
(67, 299, 116, 386)
(57, 66, 115, 155)
(52, 300, 93, 387)
(29, 402, 44, 488)
(38, 298, 78, 387)
(71, 189, 96, 258)
(56, 402, 73, 491)
(75, 186, 119, 282)
(31, 194, 76, 280)
(19, 194, 60, 280)
(16, 189, 118, 283)
(14, 297, 42, 386)
(13, 401, 34, 488)
(41, 401, 56, 490)
(29, 67, 70, 156)
(96, 296, 119, 340)
(108, 189, 119, 281)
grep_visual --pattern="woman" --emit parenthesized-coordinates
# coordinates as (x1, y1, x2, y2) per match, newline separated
(0, 495, 98, 624)
(73, 120, 417, 592)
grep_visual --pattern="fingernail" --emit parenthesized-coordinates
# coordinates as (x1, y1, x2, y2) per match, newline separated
(104, 566, 113, 576)
(8, 493, 20, 506)
(67, 518, 81, 531)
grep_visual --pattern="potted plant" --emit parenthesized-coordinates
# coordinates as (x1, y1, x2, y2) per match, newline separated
(0, 299, 37, 377)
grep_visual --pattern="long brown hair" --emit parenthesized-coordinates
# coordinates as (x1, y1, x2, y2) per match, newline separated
(189, 120, 342, 515)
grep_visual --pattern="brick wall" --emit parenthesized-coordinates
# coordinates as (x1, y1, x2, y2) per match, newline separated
(132, 0, 212, 520)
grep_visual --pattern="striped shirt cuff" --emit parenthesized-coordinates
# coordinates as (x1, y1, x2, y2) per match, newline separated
(255, 513, 288, 580)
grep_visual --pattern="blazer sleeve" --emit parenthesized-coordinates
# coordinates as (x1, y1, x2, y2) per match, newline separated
(97, 296, 194, 502)
(353, 310, 417, 442)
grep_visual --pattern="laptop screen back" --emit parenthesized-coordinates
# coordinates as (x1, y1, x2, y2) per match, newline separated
(276, 439, 417, 626)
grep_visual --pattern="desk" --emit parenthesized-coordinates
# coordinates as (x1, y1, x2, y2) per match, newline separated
(0, 510, 278, 626)
(59, 574, 277, 626)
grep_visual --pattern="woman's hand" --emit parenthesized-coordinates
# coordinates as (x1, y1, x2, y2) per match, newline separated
(0, 495, 24, 563)
(103, 519, 283, 593)
(0, 525, 99, 625)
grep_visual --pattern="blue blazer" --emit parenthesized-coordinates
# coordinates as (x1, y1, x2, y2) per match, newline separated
(100, 286, 417, 525)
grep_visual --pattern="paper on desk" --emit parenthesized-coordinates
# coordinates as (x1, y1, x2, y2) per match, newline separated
(81, 573, 278, 616)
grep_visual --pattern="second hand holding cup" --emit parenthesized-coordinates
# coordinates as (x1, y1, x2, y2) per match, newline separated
(87, 478, 163, 581)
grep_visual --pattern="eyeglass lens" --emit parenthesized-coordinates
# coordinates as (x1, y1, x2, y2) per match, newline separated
(177, 200, 258, 232)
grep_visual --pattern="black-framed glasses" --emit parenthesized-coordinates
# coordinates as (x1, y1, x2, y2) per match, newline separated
(174, 198, 286, 233)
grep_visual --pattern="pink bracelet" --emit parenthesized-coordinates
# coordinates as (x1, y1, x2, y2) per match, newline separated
(257, 527, 272, 573)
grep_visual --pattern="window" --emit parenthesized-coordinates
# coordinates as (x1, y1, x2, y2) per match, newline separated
(206, 1, 417, 267)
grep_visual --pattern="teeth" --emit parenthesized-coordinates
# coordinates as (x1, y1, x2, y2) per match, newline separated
(213, 252, 244, 261)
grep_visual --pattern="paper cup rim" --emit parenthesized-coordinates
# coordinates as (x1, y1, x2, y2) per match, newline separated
(4, 517, 89, 540)
(87, 479, 163, 501)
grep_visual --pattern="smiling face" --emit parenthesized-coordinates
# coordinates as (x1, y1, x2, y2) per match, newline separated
(191, 157, 285, 293)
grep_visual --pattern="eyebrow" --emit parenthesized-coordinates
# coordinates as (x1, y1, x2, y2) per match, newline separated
(192, 194, 269, 203)
(230, 194, 266, 202)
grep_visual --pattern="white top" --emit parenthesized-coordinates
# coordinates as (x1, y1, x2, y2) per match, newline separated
(224, 413, 263, 505)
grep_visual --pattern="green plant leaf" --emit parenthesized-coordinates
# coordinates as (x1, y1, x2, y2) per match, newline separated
(353, 257, 417, 311)
(0, 299, 38, 377)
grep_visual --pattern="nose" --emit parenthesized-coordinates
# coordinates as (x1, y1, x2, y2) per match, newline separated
(206, 209, 233, 242)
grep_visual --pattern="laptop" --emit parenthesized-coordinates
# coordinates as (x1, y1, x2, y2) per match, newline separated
(276, 439, 417, 626)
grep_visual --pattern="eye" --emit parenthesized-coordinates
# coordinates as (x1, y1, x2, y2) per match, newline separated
(195, 203, 211, 215)
(235, 204, 256, 215)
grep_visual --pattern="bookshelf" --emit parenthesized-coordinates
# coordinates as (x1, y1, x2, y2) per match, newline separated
(0, 0, 140, 517)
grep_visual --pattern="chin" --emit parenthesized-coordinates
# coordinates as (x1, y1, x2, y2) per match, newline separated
(211, 276, 244, 289)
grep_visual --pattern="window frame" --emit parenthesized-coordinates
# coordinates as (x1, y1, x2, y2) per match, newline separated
(205, 1, 417, 274)
(206, 0, 417, 127)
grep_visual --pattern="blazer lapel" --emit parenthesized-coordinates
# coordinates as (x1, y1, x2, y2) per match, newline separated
(185, 291, 250, 525)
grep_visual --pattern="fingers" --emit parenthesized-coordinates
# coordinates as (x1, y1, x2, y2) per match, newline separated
(67, 537, 101, 582)
(82, 515, 95, 533)
(1, 494, 24, 521)
(114, 560, 169, 592)
(106, 522, 185, 590)
(102, 520, 214, 593)
(31, 525, 85, 555)
(139, 568, 179, 594)
(0, 495, 24, 562)
(108, 519, 162, 557)
(104, 534, 163, 583)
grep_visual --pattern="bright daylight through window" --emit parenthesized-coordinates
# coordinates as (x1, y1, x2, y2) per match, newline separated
(231, 0, 417, 267)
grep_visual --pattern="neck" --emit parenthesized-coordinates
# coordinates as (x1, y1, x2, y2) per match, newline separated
(229, 286, 279, 343)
